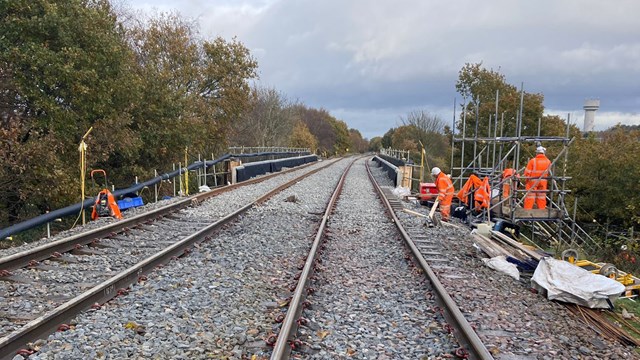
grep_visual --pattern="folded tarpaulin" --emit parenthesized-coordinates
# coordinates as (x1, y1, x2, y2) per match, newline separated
(531, 257, 625, 309)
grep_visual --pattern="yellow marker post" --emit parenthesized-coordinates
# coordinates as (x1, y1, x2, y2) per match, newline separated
(78, 127, 93, 225)
(420, 148, 426, 183)
(184, 147, 189, 196)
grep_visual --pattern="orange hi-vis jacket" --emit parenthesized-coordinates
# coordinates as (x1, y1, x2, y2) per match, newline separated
(524, 153, 551, 210)
(435, 172, 455, 221)
(436, 172, 455, 203)
(474, 177, 491, 210)
(456, 174, 483, 206)
(457, 174, 490, 209)
(524, 154, 551, 180)
(502, 168, 519, 198)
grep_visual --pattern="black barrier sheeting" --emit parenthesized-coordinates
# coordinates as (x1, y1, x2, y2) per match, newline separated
(378, 154, 405, 167)
(372, 156, 399, 187)
(236, 162, 271, 182)
(235, 155, 318, 182)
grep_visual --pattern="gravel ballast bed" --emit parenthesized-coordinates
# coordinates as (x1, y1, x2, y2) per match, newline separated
(8, 158, 634, 359)
(1, 160, 340, 341)
(297, 159, 459, 359)
(27, 159, 350, 359)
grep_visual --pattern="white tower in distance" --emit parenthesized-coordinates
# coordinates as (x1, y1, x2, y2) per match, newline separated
(583, 99, 600, 132)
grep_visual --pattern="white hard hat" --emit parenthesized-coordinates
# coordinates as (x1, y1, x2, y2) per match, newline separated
(536, 146, 546, 154)
(431, 167, 441, 176)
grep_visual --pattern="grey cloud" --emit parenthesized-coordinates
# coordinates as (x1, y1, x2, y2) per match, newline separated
(130, 0, 640, 137)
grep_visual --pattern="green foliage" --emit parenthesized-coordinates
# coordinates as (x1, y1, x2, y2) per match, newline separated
(454, 63, 548, 171)
(568, 127, 640, 229)
(126, 14, 257, 175)
(0, 3, 258, 232)
(348, 129, 368, 153)
(368, 136, 383, 152)
(330, 118, 351, 155)
(0, 0, 136, 223)
(289, 121, 318, 152)
(381, 128, 394, 148)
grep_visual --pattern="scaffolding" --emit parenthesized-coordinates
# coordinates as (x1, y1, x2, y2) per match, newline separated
(451, 111, 601, 255)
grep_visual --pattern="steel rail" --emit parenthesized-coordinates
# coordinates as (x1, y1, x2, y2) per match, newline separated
(0, 161, 322, 272)
(0, 160, 338, 360)
(270, 158, 356, 359)
(365, 158, 494, 360)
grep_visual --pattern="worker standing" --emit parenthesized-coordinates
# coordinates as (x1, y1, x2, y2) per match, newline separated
(502, 164, 519, 199)
(523, 146, 551, 209)
(432, 167, 455, 221)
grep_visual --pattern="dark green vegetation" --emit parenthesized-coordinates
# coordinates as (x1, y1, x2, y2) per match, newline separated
(0, 0, 365, 234)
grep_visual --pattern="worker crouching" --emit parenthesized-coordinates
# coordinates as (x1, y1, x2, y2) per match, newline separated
(524, 146, 551, 209)
(432, 167, 455, 221)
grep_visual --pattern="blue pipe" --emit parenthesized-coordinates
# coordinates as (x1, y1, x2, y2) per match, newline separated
(0, 151, 310, 240)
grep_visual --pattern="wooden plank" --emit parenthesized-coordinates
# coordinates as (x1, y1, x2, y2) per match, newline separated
(471, 233, 509, 258)
(491, 230, 543, 261)
(504, 208, 562, 219)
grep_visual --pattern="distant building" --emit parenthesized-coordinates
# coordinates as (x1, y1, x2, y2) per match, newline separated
(583, 99, 600, 132)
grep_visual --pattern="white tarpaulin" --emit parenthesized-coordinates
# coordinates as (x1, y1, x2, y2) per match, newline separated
(531, 257, 625, 309)
(482, 256, 520, 281)
(392, 187, 411, 198)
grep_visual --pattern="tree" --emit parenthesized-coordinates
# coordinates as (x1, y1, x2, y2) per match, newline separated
(348, 129, 368, 153)
(289, 121, 318, 151)
(391, 125, 419, 153)
(381, 128, 395, 149)
(127, 13, 257, 171)
(0, 4, 258, 231)
(330, 118, 351, 155)
(0, 0, 137, 224)
(399, 110, 450, 172)
(231, 86, 296, 147)
(369, 136, 383, 152)
(568, 127, 640, 229)
(294, 106, 337, 154)
(455, 63, 546, 169)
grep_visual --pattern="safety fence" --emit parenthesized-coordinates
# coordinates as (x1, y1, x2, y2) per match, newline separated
(0, 149, 312, 241)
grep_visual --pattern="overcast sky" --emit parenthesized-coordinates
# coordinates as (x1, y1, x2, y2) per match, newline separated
(127, 0, 640, 139)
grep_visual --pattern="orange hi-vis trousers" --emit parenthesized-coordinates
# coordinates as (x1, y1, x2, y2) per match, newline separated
(524, 179, 547, 209)
(436, 173, 455, 221)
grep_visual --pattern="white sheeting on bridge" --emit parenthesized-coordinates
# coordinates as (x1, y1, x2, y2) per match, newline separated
(531, 257, 625, 309)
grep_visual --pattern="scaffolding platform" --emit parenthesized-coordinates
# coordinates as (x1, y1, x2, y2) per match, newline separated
(449, 99, 601, 254)
(500, 206, 562, 220)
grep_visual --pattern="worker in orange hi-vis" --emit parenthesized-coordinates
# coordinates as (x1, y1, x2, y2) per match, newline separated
(523, 146, 551, 209)
(474, 177, 491, 211)
(456, 173, 482, 207)
(431, 167, 455, 221)
(501, 164, 519, 199)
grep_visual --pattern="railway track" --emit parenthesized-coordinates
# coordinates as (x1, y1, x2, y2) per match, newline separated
(0, 159, 339, 359)
(270, 158, 492, 359)
(4, 155, 634, 359)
